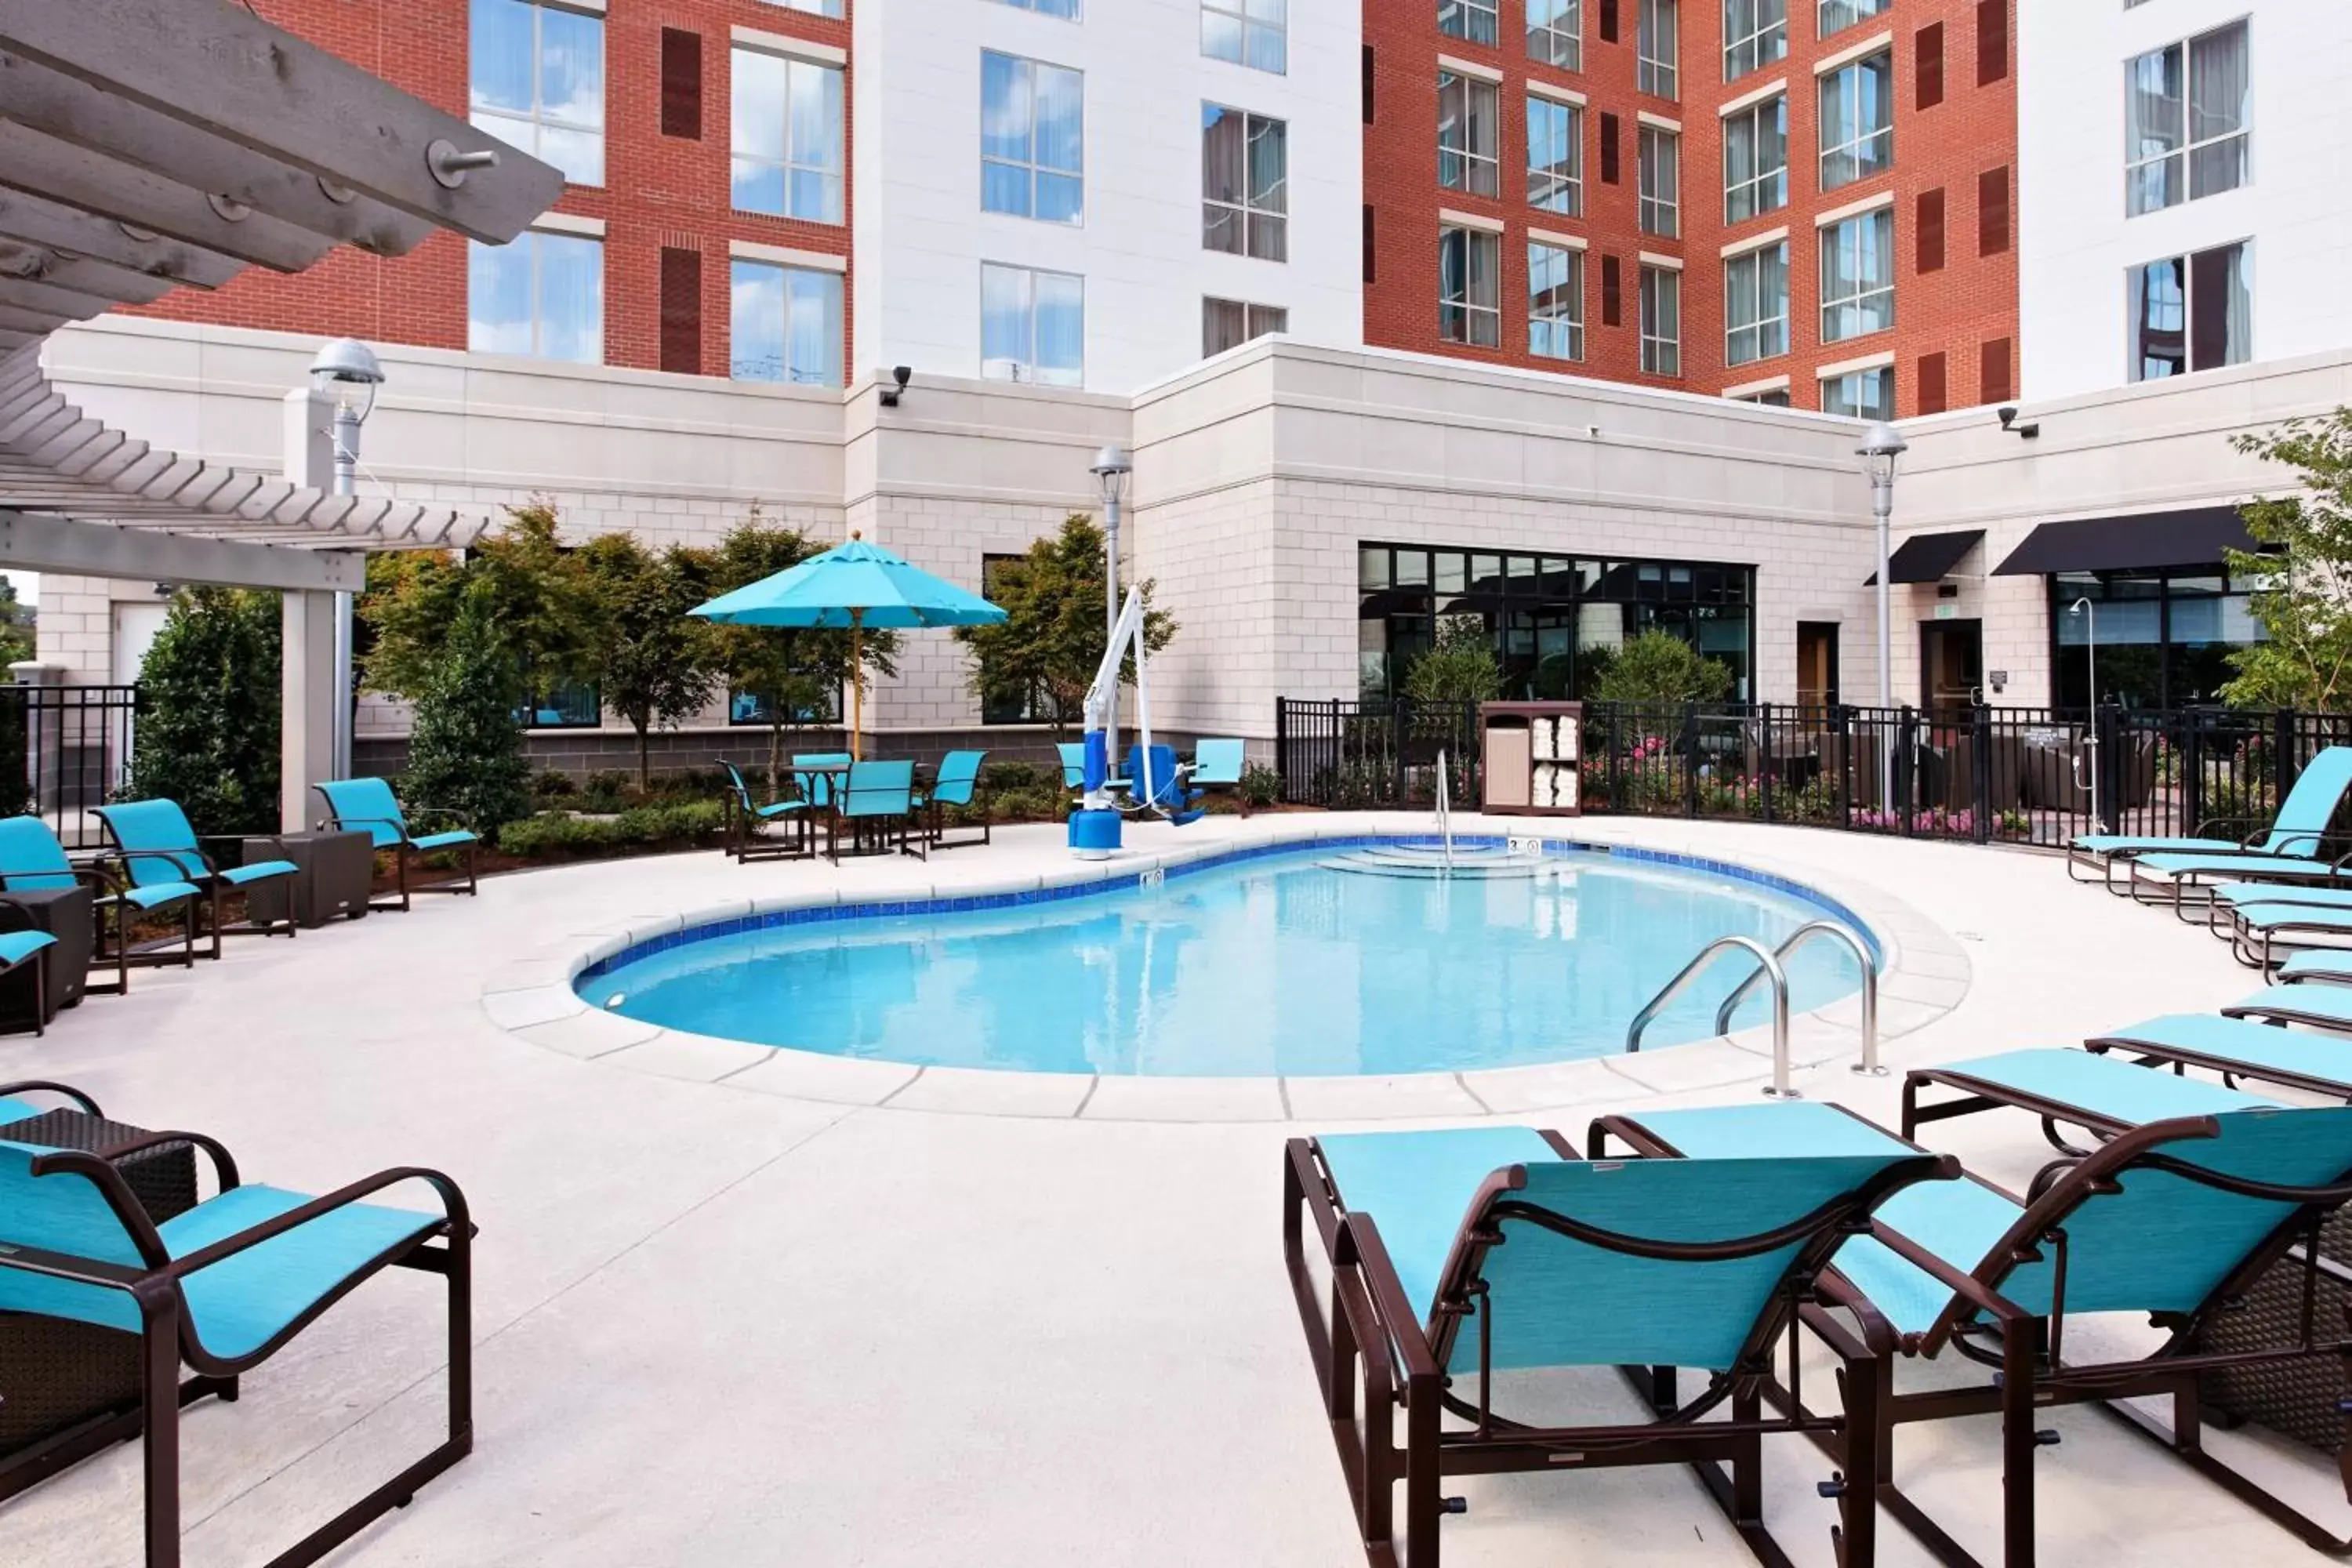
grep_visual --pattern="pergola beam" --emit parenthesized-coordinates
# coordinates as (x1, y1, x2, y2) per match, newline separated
(0, 119, 330, 274)
(0, 241, 176, 306)
(0, 508, 364, 590)
(0, 189, 244, 289)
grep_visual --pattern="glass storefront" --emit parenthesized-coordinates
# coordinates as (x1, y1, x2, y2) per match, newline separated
(1359, 543, 1755, 700)
(2049, 566, 2266, 710)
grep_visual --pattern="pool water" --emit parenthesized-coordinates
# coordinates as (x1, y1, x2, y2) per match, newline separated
(583, 846, 1871, 1076)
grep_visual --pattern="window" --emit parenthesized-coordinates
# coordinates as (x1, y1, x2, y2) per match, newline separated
(1528, 242, 1584, 361)
(1639, 0, 1679, 98)
(981, 262, 1083, 386)
(1724, 241, 1788, 365)
(993, 0, 1078, 16)
(1819, 0, 1883, 38)
(659, 246, 700, 373)
(470, 0, 604, 185)
(1203, 297, 1289, 356)
(731, 48, 844, 223)
(1440, 0, 1498, 47)
(1640, 264, 1681, 374)
(1439, 226, 1501, 347)
(468, 229, 601, 362)
(2125, 22, 2249, 217)
(1528, 0, 1581, 71)
(730, 684, 835, 726)
(2130, 241, 2251, 382)
(1723, 0, 1785, 82)
(729, 260, 843, 386)
(1819, 51, 1893, 191)
(759, 0, 844, 16)
(982, 53, 1083, 225)
(1203, 0, 1287, 74)
(1820, 207, 1893, 341)
(1439, 74, 1501, 198)
(660, 30, 702, 140)
(1203, 107, 1288, 260)
(1820, 365, 1893, 419)
(1722, 95, 1786, 223)
(1733, 387, 1791, 406)
(521, 679, 601, 730)
(1527, 97, 1582, 215)
(1638, 126, 1679, 236)
(2049, 567, 2268, 711)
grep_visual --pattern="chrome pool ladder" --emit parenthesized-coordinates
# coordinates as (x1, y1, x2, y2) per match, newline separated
(1433, 749, 1455, 872)
(1624, 920, 1880, 1098)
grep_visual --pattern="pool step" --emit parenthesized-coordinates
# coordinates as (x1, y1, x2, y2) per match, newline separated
(1323, 844, 1555, 880)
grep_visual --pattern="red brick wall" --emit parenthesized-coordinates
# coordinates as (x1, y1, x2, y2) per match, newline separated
(131, 0, 855, 376)
(1362, 0, 2017, 416)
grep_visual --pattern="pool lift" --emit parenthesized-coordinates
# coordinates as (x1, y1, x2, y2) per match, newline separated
(1069, 587, 1204, 860)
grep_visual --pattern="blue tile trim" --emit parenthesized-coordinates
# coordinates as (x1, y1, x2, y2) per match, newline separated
(573, 830, 1882, 985)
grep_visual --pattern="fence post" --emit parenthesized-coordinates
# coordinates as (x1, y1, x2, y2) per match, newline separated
(1392, 699, 1408, 808)
(2181, 710, 2204, 837)
(2096, 703, 2124, 836)
(1897, 706, 1918, 837)
(1682, 702, 1700, 818)
(1759, 700, 1777, 823)
(1272, 697, 1289, 804)
(1972, 700, 1992, 844)
(2274, 706, 2299, 815)
(1606, 704, 1621, 815)
(1834, 705, 1853, 829)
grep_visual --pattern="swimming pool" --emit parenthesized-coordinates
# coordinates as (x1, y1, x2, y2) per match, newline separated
(577, 840, 1873, 1077)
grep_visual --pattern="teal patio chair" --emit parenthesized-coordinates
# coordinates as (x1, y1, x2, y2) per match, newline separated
(94, 800, 299, 957)
(2077, 1012, 2352, 1103)
(915, 749, 989, 851)
(717, 760, 812, 863)
(0, 814, 198, 991)
(834, 760, 923, 862)
(1596, 1091, 2352, 1565)
(314, 776, 479, 910)
(1283, 1123, 1953, 1566)
(0, 1129, 474, 1568)
(0, 1077, 102, 1130)
(0, 925, 56, 1037)
(1191, 738, 1249, 814)
(2068, 745, 2352, 891)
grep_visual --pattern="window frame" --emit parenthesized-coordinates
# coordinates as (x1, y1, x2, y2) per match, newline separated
(1817, 0, 1884, 39)
(729, 46, 845, 224)
(1440, 0, 1500, 48)
(1439, 225, 1502, 348)
(980, 50, 1086, 227)
(1527, 241, 1585, 361)
(1639, 0, 1679, 99)
(1527, 0, 1582, 71)
(728, 258, 844, 387)
(1201, 0, 1288, 75)
(980, 261, 1086, 387)
(988, 0, 1079, 17)
(1201, 104, 1290, 262)
(469, 0, 607, 187)
(1439, 72, 1502, 198)
(1722, 0, 1786, 83)
(2128, 239, 2252, 383)
(1722, 95, 1788, 223)
(1818, 49, 1893, 191)
(2124, 20, 2252, 218)
(1638, 124, 1680, 237)
(467, 227, 604, 364)
(1723, 240, 1790, 366)
(1640, 263, 1682, 375)
(1202, 296, 1290, 357)
(1819, 365, 1893, 419)
(1819, 206, 1894, 343)
(1527, 96, 1584, 216)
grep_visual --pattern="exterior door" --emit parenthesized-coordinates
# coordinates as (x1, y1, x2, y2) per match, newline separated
(1795, 622, 1838, 707)
(1919, 617, 1984, 718)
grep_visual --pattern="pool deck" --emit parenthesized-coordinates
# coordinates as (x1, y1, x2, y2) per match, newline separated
(2, 811, 2342, 1566)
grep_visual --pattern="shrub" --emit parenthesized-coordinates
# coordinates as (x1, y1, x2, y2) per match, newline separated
(1240, 762, 1282, 808)
(495, 800, 726, 857)
(1401, 615, 1502, 705)
(534, 768, 578, 797)
(1591, 630, 1735, 706)
(125, 587, 281, 837)
(405, 601, 533, 833)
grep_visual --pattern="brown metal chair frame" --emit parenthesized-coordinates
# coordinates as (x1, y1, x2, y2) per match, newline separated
(1283, 1129, 1955, 1568)
(96, 840, 296, 960)
(308, 797, 481, 912)
(0, 1134, 474, 1568)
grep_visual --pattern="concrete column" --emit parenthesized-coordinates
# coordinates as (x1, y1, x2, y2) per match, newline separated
(281, 590, 337, 830)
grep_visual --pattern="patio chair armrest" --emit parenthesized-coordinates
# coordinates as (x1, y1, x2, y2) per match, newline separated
(161, 1165, 468, 1280)
(0, 1078, 103, 1116)
(0, 1238, 150, 1290)
(1337, 1212, 1443, 1381)
(1807, 1272, 1903, 1356)
(111, 845, 218, 878)
(57, 1127, 241, 1194)
(401, 804, 478, 832)
(1865, 1218, 2033, 1324)
(2191, 815, 2263, 840)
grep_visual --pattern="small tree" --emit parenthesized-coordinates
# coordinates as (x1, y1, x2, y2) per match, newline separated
(0, 578, 34, 668)
(360, 498, 603, 702)
(578, 535, 719, 789)
(1402, 615, 1504, 704)
(125, 587, 281, 837)
(696, 511, 898, 792)
(953, 514, 1176, 735)
(2222, 412, 2352, 712)
(1591, 629, 1735, 706)
(403, 599, 533, 831)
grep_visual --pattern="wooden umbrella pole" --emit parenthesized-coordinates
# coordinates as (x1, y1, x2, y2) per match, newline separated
(850, 608, 864, 761)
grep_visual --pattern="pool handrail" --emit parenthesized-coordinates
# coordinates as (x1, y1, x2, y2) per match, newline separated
(1711, 920, 1883, 1077)
(1626, 935, 1795, 1098)
(1434, 748, 1454, 873)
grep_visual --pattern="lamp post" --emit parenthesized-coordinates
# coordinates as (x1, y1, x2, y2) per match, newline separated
(308, 338, 385, 782)
(1857, 420, 1908, 811)
(1090, 445, 1134, 749)
(2071, 596, 2100, 820)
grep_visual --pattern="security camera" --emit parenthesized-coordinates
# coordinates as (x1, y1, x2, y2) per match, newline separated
(880, 365, 912, 408)
(1996, 405, 2017, 428)
(1996, 405, 2039, 440)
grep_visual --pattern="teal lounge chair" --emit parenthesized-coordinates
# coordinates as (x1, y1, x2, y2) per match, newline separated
(915, 750, 989, 851)
(1192, 738, 1249, 814)
(0, 1077, 102, 1130)
(2068, 744, 2352, 891)
(717, 760, 812, 862)
(2088, 1012, 2352, 1102)
(1283, 1123, 1953, 1566)
(0, 1131, 474, 1568)
(314, 776, 480, 909)
(1595, 1091, 2352, 1565)
(2214, 900, 2352, 971)
(2279, 949, 2352, 986)
(2224, 983, 2352, 1035)
(0, 815, 198, 993)
(96, 800, 299, 958)
(834, 759, 922, 862)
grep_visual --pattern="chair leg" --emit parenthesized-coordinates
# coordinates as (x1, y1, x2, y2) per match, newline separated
(32, 950, 45, 1037)
(2001, 1326, 2037, 1567)
(140, 1294, 183, 1568)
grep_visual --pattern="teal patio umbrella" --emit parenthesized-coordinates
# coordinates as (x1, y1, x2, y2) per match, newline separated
(688, 532, 1006, 758)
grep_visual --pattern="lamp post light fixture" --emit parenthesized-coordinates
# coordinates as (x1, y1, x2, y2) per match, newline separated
(1857, 420, 1908, 811)
(308, 338, 387, 782)
(1090, 444, 1134, 748)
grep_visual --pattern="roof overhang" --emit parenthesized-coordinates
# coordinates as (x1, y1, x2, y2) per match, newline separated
(1991, 507, 2261, 576)
(1864, 528, 1985, 586)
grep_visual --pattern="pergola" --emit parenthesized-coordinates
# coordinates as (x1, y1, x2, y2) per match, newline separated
(0, 0, 562, 820)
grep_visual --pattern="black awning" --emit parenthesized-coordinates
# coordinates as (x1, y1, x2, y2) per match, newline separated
(1991, 506, 2257, 576)
(1864, 528, 1984, 586)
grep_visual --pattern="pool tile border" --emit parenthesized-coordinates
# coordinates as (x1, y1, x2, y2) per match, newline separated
(489, 818, 1969, 1123)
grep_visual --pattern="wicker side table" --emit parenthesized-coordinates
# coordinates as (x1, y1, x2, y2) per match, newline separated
(2194, 1206, 2352, 1454)
(0, 1112, 198, 1483)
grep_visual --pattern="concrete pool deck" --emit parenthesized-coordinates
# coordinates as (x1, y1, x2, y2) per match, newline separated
(2, 811, 2343, 1566)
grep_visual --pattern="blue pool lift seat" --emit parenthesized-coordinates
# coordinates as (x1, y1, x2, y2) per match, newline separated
(1118, 744, 1205, 825)
(0, 1127, 475, 1568)
(0, 814, 198, 992)
(94, 799, 299, 957)
(314, 776, 480, 910)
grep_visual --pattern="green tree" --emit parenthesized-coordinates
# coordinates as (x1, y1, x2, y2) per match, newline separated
(695, 511, 898, 792)
(2222, 412, 2352, 712)
(1402, 615, 1504, 704)
(359, 498, 603, 701)
(1591, 629, 1735, 705)
(0, 578, 34, 668)
(402, 599, 532, 831)
(578, 535, 720, 789)
(125, 587, 281, 836)
(953, 514, 1176, 735)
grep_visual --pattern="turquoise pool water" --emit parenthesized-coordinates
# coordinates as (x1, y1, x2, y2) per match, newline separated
(579, 843, 1871, 1076)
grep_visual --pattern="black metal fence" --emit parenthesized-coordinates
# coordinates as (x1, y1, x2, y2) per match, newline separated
(0, 684, 143, 849)
(1275, 696, 2352, 848)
